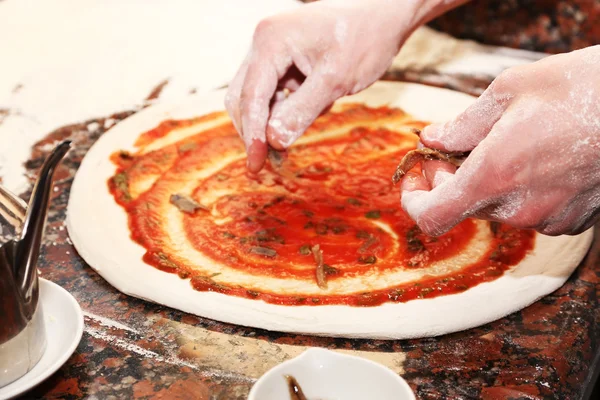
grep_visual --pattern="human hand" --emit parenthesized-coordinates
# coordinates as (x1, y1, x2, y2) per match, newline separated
(400, 45, 600, 236)
(225, 0, 465, 172)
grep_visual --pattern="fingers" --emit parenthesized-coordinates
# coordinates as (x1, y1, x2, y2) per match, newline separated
(401, 171, 430, 192)
(400, 174, 463, 236)
(400, 187, 479, 236)
(419, 81, 510, 152)
(224, 55, 250, 136)
(422, 160, 456, 188)
(237, 48, 293, 171)
(320, 102, 334, 116)
(400, 145, 489, 236)
(400, 75, 517, 234)
(246, 138, 269, 173)
(266, 69, 344, 150)
(237, 62, 277, 171)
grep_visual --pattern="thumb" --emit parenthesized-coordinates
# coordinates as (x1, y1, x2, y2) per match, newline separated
(420, 83, 510, 152)
(400, 167, 482, 236)
(266, 70, 343, 149)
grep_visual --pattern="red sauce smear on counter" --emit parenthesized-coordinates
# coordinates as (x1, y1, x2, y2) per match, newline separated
(108, 105, 535, 307)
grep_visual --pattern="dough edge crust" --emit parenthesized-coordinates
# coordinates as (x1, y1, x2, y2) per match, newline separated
(66, 81, 594, 339)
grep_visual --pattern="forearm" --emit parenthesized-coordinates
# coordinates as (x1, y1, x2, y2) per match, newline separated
(397, 0, 473, 41)
(412, 0, 472, 24)
(320, 0, 472, 48)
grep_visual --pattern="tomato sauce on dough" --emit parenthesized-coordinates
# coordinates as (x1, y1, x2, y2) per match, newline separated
(108, 105, 535, 307)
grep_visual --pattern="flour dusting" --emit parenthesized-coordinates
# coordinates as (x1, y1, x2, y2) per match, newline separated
(85, 325, 255, 383)
(84, 312, 138, 333)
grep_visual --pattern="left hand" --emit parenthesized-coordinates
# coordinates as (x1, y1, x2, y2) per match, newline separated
(400, 45, 600, 237)
(224, 0, 467, 173)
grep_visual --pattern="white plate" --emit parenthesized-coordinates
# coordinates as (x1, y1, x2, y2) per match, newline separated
(0, 279, 84, 400)
(248, 347, 416, 400)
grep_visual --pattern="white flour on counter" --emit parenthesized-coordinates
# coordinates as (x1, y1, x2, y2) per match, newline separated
(0, 0, 300, 194)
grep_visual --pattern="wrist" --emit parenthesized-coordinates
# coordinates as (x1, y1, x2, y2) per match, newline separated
(394, 0, 472, 37)
(363, 0, 473, 46)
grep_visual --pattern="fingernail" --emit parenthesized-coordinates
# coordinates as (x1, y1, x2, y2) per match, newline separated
(246, 157, 260, 173)
(402, 171, 424, 191)
(421, 123, 442, 141)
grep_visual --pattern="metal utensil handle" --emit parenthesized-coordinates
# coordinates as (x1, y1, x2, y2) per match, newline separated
(17, 140, 72, 298)
(0, 185, 27, 236)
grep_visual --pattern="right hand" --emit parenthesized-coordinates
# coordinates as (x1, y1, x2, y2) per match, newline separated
(400, 45, 600, 237)
(225, 0, 455, 172)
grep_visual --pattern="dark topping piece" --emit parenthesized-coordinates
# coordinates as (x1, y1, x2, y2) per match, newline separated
(178, 142, 197, 153)
(301, 163, 333, 175)
(113, 172, 131, 201)
(356, 230, 370, 239)
(267, 145, 285, 168)
(346, 197, 361, 206)
(285, 375, 308, 400)
(490, 245, 506, 262)
(315, 223, 328, 235)
(358, 255, 377, 264)
(177, 270, 190, 279)
(263, 195, 286, 209)
(250, 246, 277, 258)
(255, 228, 285, 244)
(323, 264, 338, 275)
(407, 225, 425, 252)
(118, 150, 134, 160)
(170, 193, 210, 214)
(267, 147, 297, 181)
(299, 245, 311, 255)
(311, 244, 327, 289)
(388, 288, 405, 301)
(332, 225, 346, 234)
(365, 210, 381, 219)
(157, 252, 178, 269)
(490, 221, 501, 237)
(359, 235, 378, 253)
(392, 148, 469, 184)
(302, 209, 314, 217)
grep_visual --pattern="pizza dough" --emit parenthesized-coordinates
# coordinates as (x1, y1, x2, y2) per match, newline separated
(67, 81, 593, 339)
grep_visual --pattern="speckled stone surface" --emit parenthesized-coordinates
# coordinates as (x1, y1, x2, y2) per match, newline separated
(2, 69, 597, 400)
(303, 0, 599, 54)
(430, 0, 600, 54)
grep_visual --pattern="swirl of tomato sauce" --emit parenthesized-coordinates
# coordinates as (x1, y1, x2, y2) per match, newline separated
(109, 106, 536, 307)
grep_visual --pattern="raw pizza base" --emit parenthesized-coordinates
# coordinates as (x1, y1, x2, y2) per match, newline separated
(66, 81, 594, 339)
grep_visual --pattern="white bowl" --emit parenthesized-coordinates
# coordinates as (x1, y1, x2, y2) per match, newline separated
(248, 348, 415, 400)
